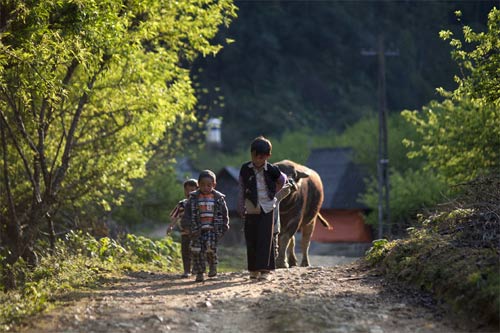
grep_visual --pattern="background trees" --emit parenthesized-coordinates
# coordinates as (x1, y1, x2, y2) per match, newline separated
(0, 0, 236, 287)
(192, 0, 496, 149)
(402, 8, 500, 185)
(187, 3, 497, 238)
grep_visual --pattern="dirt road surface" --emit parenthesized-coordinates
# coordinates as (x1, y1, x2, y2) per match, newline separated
(18, 257, 471, 333)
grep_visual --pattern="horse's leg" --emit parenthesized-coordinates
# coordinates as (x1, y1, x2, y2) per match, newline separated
(287, 235, 298, 267)
(277, 215, 301, 269)
(300, 220, 315, 267)
(276, 231, 291, 268)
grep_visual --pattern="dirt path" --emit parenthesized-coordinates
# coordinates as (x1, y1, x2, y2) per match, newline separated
(17, 259, 469, 333)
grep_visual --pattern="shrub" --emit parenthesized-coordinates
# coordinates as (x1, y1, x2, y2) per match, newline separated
(0, 232, 181, 330)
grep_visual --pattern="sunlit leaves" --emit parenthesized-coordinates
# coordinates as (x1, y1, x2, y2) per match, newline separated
(442, 8, 500, 107)
(402, 98, 500, 184)
(402, 8, 500, 185)
(0, 0, 236, 230)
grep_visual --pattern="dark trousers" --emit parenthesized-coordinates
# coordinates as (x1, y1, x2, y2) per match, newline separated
(244, 210, 275, 271)
(181, 234, 191, 274)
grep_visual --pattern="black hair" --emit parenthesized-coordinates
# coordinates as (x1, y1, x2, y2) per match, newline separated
(183, 178, 198, 188)
(250, 136, 272, 155)
(198, 170, 216, 183)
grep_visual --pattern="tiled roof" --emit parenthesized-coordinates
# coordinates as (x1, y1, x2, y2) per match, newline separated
(306, 147, 369, 210)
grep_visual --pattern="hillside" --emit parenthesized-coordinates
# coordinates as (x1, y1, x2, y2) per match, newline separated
(192, 0, 496, 150)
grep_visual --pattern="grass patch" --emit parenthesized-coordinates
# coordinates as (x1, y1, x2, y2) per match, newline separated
(365, 208, 499, 329)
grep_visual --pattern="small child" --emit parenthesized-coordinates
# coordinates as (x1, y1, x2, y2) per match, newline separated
(238, 136, 286, 281)
(181, 170, 229, 282)
(167, 179, 199, 278)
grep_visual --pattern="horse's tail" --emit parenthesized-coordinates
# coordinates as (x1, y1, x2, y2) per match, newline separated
(317, 213, 333, 230)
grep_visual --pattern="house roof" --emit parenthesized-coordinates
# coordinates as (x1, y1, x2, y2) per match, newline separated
(218, 166, 239, 181)
(305, 147, 369, 210)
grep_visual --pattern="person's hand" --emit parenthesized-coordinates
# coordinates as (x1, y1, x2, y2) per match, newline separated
(166, 224, 174, 235)
(287, 177, 298, 192)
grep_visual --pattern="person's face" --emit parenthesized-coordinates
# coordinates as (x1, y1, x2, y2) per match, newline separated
(199, 177, 215, 194)
(184, 185, 197, 198)
(251, 151, 270, 168)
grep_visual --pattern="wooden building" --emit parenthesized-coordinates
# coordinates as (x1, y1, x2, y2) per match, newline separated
(306, 147, 372, 243)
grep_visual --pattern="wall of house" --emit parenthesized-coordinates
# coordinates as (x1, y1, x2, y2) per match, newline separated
(311, 209, 372, 243)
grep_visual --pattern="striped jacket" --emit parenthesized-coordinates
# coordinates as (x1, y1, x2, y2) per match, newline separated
(181, 189, 229, 237)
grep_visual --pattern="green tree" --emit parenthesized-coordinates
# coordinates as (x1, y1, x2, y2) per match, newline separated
(444, 9, 500, 107)
(193, 1, 496, 149)
(0, 0, 236, 288)
(361, 168, 447, 235)
(402, 8, 500, 185)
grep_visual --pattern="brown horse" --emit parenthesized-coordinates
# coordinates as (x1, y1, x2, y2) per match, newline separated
(275, 160, 331, 268)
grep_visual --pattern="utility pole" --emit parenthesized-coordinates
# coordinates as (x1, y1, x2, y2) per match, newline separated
(361, 33, 398, 239)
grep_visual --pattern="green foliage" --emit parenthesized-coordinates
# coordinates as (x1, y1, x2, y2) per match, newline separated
(402, 8, 500, 185)
(64, 230, 126, 262)
(361, 168, 448, 234)
(402, 99, 500, 184)
(313, 114, 425, 177)
(268, 130, 315, 165)
(0, 231, 181, 330)
(370, 10, 500, 318)
(365, 239, 392, 265)
(217, 246, 247, 272)
(194, 1, 495, 147)
(0, 0, 237, 267)
(193, 113, 422, 175)
(122, 234, 179, 266)
(440, 8, 500, 107)
(190, 128, 314, 171)
(62, 230, 180, 267)
(111, 162, 184, 228)
(364, 207, 499, 327)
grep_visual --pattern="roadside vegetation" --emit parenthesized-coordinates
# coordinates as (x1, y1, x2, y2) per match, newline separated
(366, 177, 499, 328)
(0, 232, 181, 331)
(367, 8, 499, 330)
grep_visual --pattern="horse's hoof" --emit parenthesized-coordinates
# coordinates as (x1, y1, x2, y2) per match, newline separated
(276, 259, 289, 269)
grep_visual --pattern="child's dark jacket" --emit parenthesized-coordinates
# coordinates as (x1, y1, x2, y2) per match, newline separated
(238, 161, 282, 214)
(181, 189, 229, 237)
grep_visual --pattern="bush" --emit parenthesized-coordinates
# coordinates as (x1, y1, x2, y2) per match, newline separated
(365, 205, 500, 328)
(0, 231, 181, 330)
(361, 168, 448, 236)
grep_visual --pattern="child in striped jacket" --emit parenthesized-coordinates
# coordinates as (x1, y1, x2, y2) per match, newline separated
(181, 170, 230, 282)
